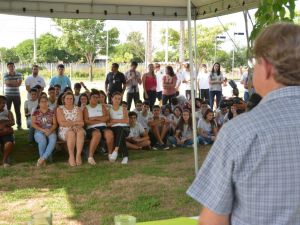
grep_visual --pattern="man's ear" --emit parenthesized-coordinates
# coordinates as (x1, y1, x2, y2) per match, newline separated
(261, 57, 275, 80)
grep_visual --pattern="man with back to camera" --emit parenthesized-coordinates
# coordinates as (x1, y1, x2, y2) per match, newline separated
(3, 62, 22, 129)
(105, 63, 126, 104)
(49, 64, 71, 94)
(187, 23, 300, 225)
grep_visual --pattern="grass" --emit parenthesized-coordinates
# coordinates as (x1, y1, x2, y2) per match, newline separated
(0, 130, 210, 225)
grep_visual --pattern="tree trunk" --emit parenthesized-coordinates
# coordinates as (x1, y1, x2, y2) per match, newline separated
(89, 63, 93, 82)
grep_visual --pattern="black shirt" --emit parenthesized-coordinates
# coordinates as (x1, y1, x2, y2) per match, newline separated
(105, 71, 126, 94)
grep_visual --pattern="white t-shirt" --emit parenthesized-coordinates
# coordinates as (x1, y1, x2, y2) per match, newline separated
(24, 100, 38, 116)
(128, 122, 145, 138)
(209, 73, 224, 92)
(137, 111, 153, 131)
(197, 118, 212, 134)
(176, 71, 185, 96)
(74, 95, 80, 106)
(198, 71, 210, 89)
(25, 75, 46, 99)
(125, 70, 141, 93)
(155, 69, 164, 92)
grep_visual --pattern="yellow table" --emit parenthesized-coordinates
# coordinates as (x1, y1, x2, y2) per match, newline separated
(137, 217, 197, 225)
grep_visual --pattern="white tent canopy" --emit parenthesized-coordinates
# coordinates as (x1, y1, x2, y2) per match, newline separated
(0, 0, 258, 21)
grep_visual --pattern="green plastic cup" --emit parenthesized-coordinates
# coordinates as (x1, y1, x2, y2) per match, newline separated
(114, 215, 136, 225)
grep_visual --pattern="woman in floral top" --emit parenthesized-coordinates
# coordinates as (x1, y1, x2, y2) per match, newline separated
(32, 95, 57, 167)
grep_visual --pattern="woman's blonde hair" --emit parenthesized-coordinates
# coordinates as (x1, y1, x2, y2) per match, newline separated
(253, 23, 300, 86)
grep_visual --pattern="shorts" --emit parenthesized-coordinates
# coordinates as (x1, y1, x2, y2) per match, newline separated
(86, 126, 107, 139)
(157, 91, 162, 101)
(0, 134, 14, 144)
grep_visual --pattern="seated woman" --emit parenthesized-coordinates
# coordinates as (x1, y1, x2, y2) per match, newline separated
(0, 96, 15, 168)
(108, 92, 130, 164)
(31, 96, 57, 167)
(56, 91, 85, 166)
(126, 111, 151, 150)
(99, 90, 112, 110)
(168, 109, 193, 148)
(197, 109, 218, 145)
(78, 93, 89, 110)
(171, 106, 182, 132)
(83, 90, 114, 165)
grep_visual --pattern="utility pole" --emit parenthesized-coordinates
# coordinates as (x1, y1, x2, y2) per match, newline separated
(232, 32, 244, 76)
(179, 21, 185, 63)
(33, 17, 37, 63)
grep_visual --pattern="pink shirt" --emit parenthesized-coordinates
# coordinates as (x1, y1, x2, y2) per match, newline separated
(162, 75, 177, 95)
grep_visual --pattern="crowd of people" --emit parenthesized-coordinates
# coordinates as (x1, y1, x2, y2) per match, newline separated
(0, 60, 256, 167)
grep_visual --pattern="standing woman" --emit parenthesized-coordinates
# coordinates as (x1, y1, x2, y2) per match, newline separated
(162, 66, 177, 105)
(31, 96, 57, 166)
(56, 92, 85, 166)
(108, 92, 130, 164)
(142, 64, 157, 111)
(209, 62, 224, 110)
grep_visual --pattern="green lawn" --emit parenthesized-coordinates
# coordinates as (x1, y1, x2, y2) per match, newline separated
(0, 130, 210, 225)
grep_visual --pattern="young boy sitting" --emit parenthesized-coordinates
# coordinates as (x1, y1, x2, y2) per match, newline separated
(137, 101, 153, 132)
(133, 100, 143, 114)
(0, 96, 15, 167)
(74, 83, 82, 106)
(24, 88, 39, 143)
(126, 111, 151, 150)
(148, 105, 170, 150)
(48, 87, 57, 110)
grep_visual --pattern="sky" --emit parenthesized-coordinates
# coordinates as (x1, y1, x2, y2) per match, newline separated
(0, 8, 268, 53)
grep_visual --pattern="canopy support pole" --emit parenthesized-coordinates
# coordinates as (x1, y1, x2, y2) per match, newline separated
(187, 0, 199, 175)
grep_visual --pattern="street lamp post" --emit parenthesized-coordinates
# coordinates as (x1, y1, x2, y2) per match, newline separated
(214, 35, 226, 63)
(232, 32, 244, 76)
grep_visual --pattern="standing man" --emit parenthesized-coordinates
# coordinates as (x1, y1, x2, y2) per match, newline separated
(105, 63, 126, 104)
(240, 66, 250, 103)
(25, 65, 46, 100)
(3, 62, 22, 129)
(187, 23, 300, 225)
(49, 64, 71, 94)
(155, 63, 164, 106)
(197, 64, 210, 100)
(125, 61, 142, 110)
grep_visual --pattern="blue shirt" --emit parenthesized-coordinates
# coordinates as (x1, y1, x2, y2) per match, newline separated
(187, 86, 300, 225)
(49, 75, 71, 93)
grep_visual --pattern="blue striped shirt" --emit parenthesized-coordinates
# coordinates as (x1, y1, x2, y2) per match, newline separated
(4, 72, 22, 96)
(187, 86, 300, 225)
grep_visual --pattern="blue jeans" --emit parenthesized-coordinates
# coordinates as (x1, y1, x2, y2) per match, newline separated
(34, 131, 57, 160)
(198, 135, 214, 145)
(168, 136, 193, 147)
(244, 91, 249, 103)
(209, 91, 222, 109)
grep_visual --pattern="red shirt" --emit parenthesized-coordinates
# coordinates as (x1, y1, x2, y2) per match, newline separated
(162, 75, 177, 95)
(145, 75, 157, 91)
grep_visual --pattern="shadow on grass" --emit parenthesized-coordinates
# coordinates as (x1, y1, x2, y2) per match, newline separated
(0, 130, 210, 225)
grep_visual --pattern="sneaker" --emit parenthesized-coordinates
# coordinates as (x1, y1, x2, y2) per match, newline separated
(88, 157, 96, 165)
(152, 144, 160, 151)
(121, 157, 128, 164)
(163, 145, 170, 150)
(3, 163, 10, 168)
(110, 151, 118, 161)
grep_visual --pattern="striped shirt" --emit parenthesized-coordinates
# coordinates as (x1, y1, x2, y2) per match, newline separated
(4, 72, 22, 96)
(187, 86, 300, 225)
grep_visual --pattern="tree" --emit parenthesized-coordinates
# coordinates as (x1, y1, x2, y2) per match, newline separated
(0, 48, 19, 63)
(188, 24, 231, 68)
(54, 19, 119, 81)
(154, 50, 179, 62)
(250, 0, 296, 44)
(112, 31, 145, 63)
(15, 39, 34, 63)
(37, 33, 81, 63)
